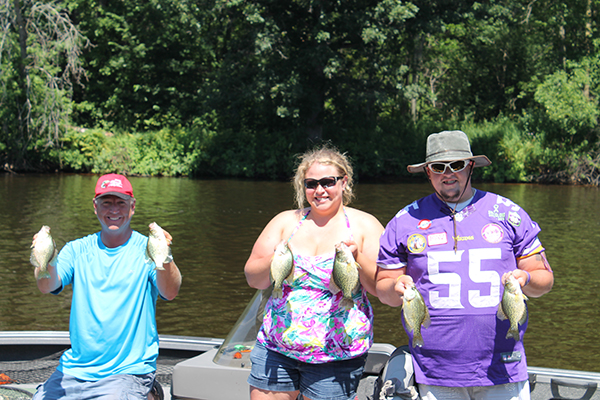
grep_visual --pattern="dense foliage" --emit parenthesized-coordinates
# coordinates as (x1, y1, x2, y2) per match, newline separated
(1, 0, 600, 184)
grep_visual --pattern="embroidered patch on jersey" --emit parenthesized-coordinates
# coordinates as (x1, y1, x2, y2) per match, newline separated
(488, 204, 505, 221)
(407, 234, 427, 253)
(482, 223, 504, 243)
(417, 219, 432, 230)
(508, 211, 521, 227)
(427, 232, 447, 246)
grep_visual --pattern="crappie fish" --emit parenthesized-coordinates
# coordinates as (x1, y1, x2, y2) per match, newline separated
(30, 225, 58, 280)
(497, 272, 528, 341)
(146, 222, 172, 271)
(270, 241, 294, 299)
(403, 284, 431, 348)
(329, 242, 361, 311)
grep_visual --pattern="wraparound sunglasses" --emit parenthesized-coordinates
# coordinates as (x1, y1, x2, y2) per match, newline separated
(427, 160, 469, 174)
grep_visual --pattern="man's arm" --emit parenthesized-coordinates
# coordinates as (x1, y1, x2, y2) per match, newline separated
(156, 260, 182, 300)
(156, 229, 182, 300)
(35, 264, 62, 294)
(510, 251, 554, 298)
(375, 266, 412, 307)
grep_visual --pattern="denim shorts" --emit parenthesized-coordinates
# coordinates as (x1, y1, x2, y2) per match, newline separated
(247, 342, 367, 400)
(32, 369, 155, 400)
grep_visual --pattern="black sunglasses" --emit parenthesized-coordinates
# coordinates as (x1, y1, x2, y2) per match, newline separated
(427, 160, 470, 174)
(304, 176, 345, 190)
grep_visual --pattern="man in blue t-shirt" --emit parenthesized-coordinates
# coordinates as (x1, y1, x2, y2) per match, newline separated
(32, 174, 182, 400)
(376, 131, 554, 400)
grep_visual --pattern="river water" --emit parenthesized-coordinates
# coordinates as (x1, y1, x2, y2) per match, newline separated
(1, 173, 599, 372)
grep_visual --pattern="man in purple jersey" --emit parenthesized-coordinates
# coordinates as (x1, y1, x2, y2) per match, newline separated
(376, 131, 554, 400)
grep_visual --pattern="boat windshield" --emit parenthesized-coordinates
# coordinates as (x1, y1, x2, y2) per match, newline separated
(212, 287, 271, 368)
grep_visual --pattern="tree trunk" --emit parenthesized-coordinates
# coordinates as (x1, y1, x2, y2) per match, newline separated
(13, 0, 31, 165)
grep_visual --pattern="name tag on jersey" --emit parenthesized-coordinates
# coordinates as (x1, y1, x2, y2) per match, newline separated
(427, 232, 448, 246)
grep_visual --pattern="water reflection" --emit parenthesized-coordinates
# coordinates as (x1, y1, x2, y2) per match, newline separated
(1, 174, 599, 372)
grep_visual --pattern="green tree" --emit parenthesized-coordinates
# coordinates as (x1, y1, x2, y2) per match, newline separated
(0, 0, 88, 170)
(69, 0, 212, 131)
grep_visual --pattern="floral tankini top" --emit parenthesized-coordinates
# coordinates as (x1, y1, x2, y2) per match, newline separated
(256, 209, 374, 364)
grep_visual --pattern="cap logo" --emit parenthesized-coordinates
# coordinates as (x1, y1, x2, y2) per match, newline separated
(101, 179, 124, 189)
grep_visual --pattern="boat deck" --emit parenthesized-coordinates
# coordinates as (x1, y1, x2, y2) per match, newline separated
(2, 332, 600, 400)
(0, 332, 222, 399)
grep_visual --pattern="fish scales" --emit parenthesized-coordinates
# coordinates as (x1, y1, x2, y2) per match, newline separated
(270, 241, 294, 299)
(403, 284, 431, 348)
(497, 273, 528, 341)
(329, 242, 361, 311)
(146, 222, 171, 271)
(30, 225, 57, 280)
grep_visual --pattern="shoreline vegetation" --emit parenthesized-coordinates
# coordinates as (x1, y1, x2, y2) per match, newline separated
(2, 1, 599, 185)
(3, 118, 599, 186)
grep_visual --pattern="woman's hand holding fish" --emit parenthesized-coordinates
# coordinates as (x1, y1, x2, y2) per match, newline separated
(340, 239, 359, 260)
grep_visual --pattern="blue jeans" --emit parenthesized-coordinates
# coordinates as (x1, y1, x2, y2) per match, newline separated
(32, 369, 155, 400)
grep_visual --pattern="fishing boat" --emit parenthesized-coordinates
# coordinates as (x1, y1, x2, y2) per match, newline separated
(1, 289, 599, 400)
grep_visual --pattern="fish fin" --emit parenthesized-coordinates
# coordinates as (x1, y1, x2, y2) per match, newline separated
(496, 305, 508, 320)
(329, 279, 341, 295)
(422, 310, 431, 329)
(284, 265, 295, 284)
(518, 310, 528, 326)
(402, 310, 414, 332)
(48, 254, 58, 267)
(48, 246, 59, 267)
(30, 252, 39, 268)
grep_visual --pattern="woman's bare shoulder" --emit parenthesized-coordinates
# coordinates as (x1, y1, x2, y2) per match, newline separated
(346, 207, 381, 222)
(268, 208, 307, 226)
(345, 207, 384, 231)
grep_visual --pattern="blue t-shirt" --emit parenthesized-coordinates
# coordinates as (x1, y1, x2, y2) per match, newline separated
(378, 190, 544, 387)
(54, 231, 160, 381)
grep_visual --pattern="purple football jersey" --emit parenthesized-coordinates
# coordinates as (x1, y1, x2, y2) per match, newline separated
(378, 190, 543, 387)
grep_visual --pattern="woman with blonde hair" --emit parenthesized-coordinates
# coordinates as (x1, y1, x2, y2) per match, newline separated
(245, 144, 384, 400)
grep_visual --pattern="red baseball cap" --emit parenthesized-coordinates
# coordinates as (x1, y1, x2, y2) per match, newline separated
(94, 174, 134, 199)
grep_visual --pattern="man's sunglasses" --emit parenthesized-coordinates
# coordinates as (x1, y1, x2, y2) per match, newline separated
(427, 160, 470, 174)
(304, 176, 345, 190)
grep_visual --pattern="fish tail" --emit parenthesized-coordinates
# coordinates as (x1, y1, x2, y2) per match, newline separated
(413, 328, 424, 347)
(340, 298, 354, 311)
(496, 305, 508, 321)
(272, 286, 283, 299)
(36, 269, 51, 280)
(506, 325, 520, 340)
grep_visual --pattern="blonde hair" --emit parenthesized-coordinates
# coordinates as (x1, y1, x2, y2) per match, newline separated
(292, 144, 355, 209)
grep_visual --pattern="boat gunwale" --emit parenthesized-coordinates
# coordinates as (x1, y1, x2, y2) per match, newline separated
(2, 331, 600, 384)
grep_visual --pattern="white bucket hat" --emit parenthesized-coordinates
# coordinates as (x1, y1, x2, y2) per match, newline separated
(407, 130, 491, 173)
